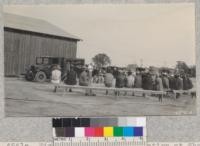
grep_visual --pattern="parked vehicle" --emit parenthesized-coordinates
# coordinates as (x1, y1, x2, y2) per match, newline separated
(25, 56, 85, 82)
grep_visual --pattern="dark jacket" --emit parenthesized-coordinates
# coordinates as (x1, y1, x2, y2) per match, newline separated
(183, 76, 193, 90)
(142, 73, 154, 90)
(134, 74, 142, 88)
(113, 70, 119, 78)
(115, 73, 125, 88)
(162, 76, 169, 89)
(174, 77, 183, 90)
(169, 76, 175, 90)
(65, 70, 77, 85)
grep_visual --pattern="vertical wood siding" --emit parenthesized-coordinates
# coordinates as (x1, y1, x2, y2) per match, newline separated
(4, 29, 77, 76)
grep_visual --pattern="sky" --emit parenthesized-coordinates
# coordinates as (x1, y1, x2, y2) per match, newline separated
(3, 4, 195, 68)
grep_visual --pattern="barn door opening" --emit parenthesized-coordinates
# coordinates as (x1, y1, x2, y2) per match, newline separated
(4, 35, 20, 77)
(52, 58, 59, 64)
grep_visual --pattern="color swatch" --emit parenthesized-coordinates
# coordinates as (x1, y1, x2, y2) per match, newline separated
(52, 117, 146, 138)
(114, 127, 123, 137)
(103, 127, 113, 137)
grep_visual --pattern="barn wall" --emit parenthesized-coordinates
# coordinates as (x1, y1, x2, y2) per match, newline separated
(4, 29, 77, 76)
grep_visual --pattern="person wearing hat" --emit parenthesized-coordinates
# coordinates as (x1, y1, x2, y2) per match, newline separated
(51, 64, 62, 92)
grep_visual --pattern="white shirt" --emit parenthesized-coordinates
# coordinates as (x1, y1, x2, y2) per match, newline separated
(88, 64, 93, 72)
(127, 75, 135, 87)
(51, 69, 61, 84)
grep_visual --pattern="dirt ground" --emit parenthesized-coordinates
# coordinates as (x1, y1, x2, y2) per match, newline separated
(4, 77, 196, 117)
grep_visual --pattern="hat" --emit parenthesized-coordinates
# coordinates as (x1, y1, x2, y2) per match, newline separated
(163, 72, 167, 76)
(52, 64, 61, 70)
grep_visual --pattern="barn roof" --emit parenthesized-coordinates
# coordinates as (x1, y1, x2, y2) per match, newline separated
(4, 13, 81, 41)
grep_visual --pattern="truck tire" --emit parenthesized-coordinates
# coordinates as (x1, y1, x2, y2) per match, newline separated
(35, 71, 47, 82)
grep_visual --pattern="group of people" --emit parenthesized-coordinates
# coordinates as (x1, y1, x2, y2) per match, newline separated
(51, 64, 95, 95)
(51, 64, 193, 98)
(104, 68, 193, 99)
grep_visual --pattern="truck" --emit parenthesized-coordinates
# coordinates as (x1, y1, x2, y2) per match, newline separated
(25, 56, 85, 82)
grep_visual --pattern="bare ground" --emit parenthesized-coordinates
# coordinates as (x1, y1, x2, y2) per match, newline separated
(4, 78, 196, 117)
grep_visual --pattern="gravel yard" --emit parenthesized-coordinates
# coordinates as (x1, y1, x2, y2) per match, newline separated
(5, 78, 196, 117)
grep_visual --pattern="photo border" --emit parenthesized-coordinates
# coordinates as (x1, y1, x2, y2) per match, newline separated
(0, 0, 199, 142)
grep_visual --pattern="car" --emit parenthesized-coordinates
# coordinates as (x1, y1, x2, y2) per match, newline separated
(25, 56, 85, 82)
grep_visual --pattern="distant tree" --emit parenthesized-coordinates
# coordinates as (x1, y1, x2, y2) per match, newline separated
(176, 61, 190, 75)
(92, 53, 111, 68)
(188, 65, 196, 77)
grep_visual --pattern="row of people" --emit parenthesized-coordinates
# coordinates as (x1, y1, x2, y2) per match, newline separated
(52, 65, 193, 97)
(104, 69, 193, 90)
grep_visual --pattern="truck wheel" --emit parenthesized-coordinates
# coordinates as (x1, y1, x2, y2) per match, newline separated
(35, 71, 47, 82)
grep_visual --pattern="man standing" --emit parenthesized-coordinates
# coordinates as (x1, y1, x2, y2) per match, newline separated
(183, 74, 193, 90)
(126, 71, 135, 88)
(51, 65, 62, 92)
(104, 69, 114, 88)
(115, 70, 126, 96)
(134, 70, 142, 88)
(175, 74, 183, 90)
(169, 74, 175, 90)
(79, 67, 95, 96)
(174, 74, 183, 99)
(79, 67, 89, 86)
(155, 74, 164, 102)
(64, 65, 77, 92)
(88, 63, 93, 84)
(162, 73, 169, 90)
(125, 71, 135, 96)
(104, 69, 114, 95)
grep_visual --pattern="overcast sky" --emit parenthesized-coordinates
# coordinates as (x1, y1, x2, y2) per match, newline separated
(3, 4, 195, 67)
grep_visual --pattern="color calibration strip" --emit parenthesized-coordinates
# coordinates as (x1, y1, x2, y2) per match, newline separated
(53, 126, 144, 137)
(52, 117, 146, 138)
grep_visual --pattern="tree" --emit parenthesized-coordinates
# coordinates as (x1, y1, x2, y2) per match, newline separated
(176, 61, 189, 75)
(92, 53, 111, 68)
(188, 65, 196, 77)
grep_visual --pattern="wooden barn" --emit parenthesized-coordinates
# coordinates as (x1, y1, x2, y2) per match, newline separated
(4, 13, 81, 76)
